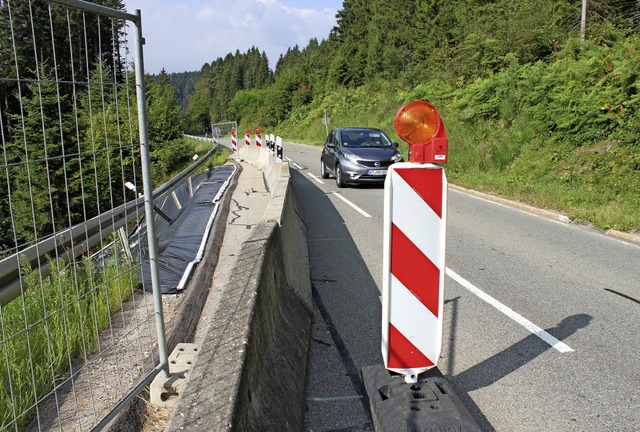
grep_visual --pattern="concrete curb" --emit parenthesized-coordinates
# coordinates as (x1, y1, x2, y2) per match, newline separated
(165, 146, 313, 431)
(449, 183, 640, 244)
(606, 229, 640, 244)
(448, 183, 571, 223)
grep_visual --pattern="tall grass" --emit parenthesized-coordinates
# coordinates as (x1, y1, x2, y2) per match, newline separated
(0, 249, 138, 430)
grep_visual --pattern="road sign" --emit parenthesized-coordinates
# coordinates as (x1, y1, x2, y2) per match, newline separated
(381, 162, 447, 383)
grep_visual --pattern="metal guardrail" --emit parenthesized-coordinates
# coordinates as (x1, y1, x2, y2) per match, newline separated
(0, 1, 183, 430)
(0, 143, 221, 307)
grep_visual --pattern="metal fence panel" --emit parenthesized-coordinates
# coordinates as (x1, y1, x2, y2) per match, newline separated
(0, 1, 167, 430)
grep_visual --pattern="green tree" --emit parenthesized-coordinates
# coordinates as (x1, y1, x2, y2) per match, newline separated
(147, 69, 183, 142)
(8, 64, 77, 244)
(185, 74, 212, 134)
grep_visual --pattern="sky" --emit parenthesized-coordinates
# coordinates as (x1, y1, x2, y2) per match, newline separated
(124, 0, 343, 74)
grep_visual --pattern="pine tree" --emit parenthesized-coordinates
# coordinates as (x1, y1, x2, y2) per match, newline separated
(9, 63, 77, 244)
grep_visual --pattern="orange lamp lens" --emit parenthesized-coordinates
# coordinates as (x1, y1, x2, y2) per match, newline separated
(394, 100, 441, 146)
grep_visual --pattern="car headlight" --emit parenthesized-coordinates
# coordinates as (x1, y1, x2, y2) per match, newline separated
(342, 152, 359, 163)
(391, 152, 403, 162)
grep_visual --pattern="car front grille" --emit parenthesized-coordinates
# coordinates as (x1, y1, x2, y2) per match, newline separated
(358, 160, 394, 167)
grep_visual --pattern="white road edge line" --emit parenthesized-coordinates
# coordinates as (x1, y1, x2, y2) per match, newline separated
(292, 162, 304, 170)
(445, 267, 574, 353)
(285, 156, 292, 162)
(330, 191, 372, 218)
(307, 173, 324, 184)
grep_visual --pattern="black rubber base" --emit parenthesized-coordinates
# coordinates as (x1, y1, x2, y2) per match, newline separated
(362, 364, 482, 432)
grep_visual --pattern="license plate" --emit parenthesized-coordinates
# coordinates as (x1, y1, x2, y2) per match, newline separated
(368, 169, 387, 176)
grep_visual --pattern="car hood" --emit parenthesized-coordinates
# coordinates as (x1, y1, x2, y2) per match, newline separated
(343, 147, 397, 159)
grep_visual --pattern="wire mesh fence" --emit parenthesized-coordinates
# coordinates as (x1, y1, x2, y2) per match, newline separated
(0, 0, 168, 430)
(210, 121, 238, 139)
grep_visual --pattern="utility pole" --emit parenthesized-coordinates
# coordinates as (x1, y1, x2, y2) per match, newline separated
(580, 0, 587, 43)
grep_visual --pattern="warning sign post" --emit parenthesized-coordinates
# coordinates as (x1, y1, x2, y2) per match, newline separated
(381, 163, 447, 383)
(363, 100, 481, 431)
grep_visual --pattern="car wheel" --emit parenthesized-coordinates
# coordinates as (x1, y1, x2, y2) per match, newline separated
(335, 164, 346, 188)
(321, 159, 329, 179)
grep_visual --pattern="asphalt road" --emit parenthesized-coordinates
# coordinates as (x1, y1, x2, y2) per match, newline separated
(279, 140, 640, 432)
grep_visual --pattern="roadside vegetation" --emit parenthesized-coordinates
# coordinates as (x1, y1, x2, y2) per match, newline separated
(0, 252, 138, 430)
(177, 0, 640, 233)
(0, 2, 229, 428)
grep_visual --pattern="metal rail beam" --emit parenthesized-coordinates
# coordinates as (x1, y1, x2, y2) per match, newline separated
(0, 144, 220, 307)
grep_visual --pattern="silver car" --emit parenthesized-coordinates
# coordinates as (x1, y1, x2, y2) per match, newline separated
(320, 127, 403, 187)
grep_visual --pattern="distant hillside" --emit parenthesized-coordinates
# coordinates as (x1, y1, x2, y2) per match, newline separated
(176, 0, 640, 233)
(149, 70, 200, 113)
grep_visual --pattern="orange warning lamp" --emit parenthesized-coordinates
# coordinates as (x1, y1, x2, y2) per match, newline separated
(255, 128, 261, 135)
(394, 100, 448, 163)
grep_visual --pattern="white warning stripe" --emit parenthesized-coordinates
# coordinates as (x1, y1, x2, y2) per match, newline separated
(390, 169, 445, 269)
(389, 274, 442, 363)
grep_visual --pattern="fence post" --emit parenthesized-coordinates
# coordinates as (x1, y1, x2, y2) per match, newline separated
(133, 9, 170, 378)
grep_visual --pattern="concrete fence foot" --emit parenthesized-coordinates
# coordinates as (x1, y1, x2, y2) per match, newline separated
(150, 343, 198, 408)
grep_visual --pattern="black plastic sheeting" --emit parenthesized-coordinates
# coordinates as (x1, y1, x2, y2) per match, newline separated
(131, 164, 236, 294)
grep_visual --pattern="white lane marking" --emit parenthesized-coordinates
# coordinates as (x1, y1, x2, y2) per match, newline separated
(285, 156, 292, 162)
(330, 192, 372, 218)
(445, 268, 574, 353)
(307, 173, 325, 184)
(292, 162, 304, 170)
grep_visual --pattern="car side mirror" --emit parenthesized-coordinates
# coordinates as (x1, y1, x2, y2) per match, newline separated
(393, 142, 399, 148)
(326, 143, 335, 149)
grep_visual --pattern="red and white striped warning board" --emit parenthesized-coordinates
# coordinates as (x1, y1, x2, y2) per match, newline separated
(255, 130, 262, 147)
(230, 129, 237, 152)
(382, 162, 447, 383)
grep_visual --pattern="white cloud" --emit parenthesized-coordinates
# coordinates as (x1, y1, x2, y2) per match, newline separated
(125, 0, 340, 73)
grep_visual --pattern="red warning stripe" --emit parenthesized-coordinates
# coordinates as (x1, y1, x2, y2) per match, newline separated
(390, 223, 440, 318)
(388, 323, 435, 369)
(394, 168, 443, 218)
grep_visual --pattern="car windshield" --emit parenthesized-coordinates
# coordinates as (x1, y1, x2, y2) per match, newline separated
(341, 130, 393, 148)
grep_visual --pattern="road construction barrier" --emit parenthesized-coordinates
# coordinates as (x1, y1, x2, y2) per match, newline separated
(381, 163, 447, 383)
(379, 100, 450, 384)
(255, 128, 262, 147)
(231, 129, 237, 152)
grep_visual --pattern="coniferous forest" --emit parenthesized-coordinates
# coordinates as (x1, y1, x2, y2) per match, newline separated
(179, 0, 640, 232)
(2, 0, 639, 253)
(0, 1, 191, 253)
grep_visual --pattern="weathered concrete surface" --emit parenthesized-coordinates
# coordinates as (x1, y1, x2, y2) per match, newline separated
(165, 148, 312, 431)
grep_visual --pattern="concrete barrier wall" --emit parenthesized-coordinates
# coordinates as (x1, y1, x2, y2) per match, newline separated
(166, 145, 312, 431)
